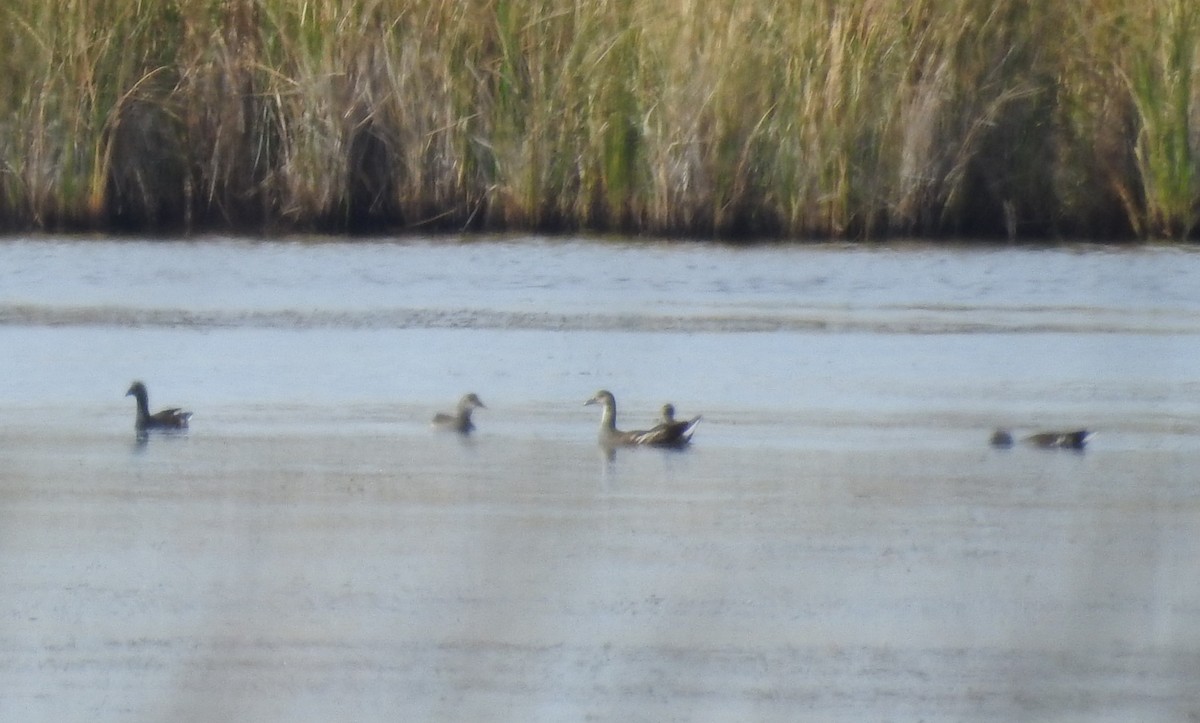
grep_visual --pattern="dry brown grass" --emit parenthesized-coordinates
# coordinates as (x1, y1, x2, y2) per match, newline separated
(0, 0, 1196, 239)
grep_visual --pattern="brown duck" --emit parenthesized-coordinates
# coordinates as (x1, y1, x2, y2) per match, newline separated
(431, 393, 486, 433)
(1024, 430, 1091, 449)
(657, 402, 704, 441)
(585, 390, 700, 448)
(990, 428, 1090, 449)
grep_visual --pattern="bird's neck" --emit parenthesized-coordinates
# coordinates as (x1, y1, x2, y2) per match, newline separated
(599, 401, 617, 431)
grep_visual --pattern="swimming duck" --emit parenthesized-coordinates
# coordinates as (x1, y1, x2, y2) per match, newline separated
(585, 390, 700, 448)
(990, 428, 1090, 449)
(126, 381, 192, 432)
(656, 402, 704, 440)
(989, 429, 1014, 448)
(431, 393, 486, 433)
(1024, 429, 1091, 449)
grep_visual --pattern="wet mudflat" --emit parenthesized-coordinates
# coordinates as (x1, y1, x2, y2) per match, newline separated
(0, 238, 1198, 720)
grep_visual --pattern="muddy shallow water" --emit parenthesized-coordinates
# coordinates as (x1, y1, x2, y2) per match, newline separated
(1, 237, 1199, 720)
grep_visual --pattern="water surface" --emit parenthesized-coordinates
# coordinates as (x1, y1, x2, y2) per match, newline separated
(0, 237, 1198, 721)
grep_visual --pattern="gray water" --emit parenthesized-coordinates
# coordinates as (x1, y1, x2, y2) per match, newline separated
(1, 236, 1198, 721)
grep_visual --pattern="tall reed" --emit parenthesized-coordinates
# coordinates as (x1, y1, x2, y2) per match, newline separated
(1123, 0, 1200, 238)
(0, 0, 184, 228)
(0, 0, 1197, 239)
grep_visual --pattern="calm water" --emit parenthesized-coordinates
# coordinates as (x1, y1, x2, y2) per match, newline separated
(1, 236, 1198, 720)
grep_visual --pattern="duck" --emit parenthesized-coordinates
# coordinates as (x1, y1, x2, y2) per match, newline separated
(431, 393, 486, 433)
(1024, 429, 1091, 449)
(990, 428, 1090, 450)
(126, 381, 192, 432)
(657, 402, 704, 440)
(584, 390, 700, 448)
(989, 429, 1014, 448)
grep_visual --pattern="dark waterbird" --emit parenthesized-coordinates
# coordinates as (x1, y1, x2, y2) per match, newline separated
(657, 402, 704, 442)
(990, 428, 1090, 450)
(126, 381, 192, 433)
(431, 393, 487, 433)
(585, 390, 700, 448)
(1024, 429, 1091, 449)
(989, 429, 1014, 447)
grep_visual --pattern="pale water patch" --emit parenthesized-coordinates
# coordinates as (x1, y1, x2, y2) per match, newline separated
(2, 237, 1200, 333)
(0, 237, 1198, 721)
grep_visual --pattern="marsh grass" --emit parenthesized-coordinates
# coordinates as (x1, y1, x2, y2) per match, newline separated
(0, 0, 1197, 239)
(1124, 0, 1200, 238)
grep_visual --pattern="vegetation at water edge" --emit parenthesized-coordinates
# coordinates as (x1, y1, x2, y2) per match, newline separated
(0, 0, 1198, 240)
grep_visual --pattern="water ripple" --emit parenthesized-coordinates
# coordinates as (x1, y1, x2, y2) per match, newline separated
(1, 303, 1195, 335)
